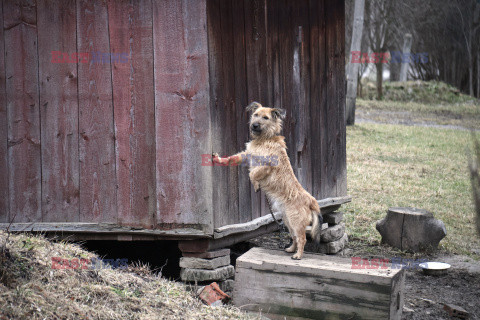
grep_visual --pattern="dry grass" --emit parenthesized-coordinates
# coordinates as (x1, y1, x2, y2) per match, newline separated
(344, 122, 480, 257)
(0, 232, 255, 320)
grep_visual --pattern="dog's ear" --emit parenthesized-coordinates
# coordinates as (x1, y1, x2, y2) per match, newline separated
(271, 108, 286, 120)
(246, 101, 262, 113)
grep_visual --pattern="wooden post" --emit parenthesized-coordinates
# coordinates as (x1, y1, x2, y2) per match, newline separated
(345, 0, 365, 125)
(399, 33, 412, 82)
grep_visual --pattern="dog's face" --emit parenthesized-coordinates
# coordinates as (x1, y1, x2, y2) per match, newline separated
(246, 102, 286, 139)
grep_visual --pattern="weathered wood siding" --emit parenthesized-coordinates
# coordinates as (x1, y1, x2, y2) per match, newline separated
(0, 0, 346, 235)
(234, 248, 405, 320)
(0, 0, 212, 234)
(208, 0, 347, 228)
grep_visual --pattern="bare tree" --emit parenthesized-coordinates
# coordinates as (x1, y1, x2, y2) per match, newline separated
(365, 0, 394, 99)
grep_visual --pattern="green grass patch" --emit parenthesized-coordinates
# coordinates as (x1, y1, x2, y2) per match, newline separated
(344, 123, 480, 256)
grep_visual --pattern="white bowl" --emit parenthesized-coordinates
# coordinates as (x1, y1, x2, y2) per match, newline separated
(419, 262, 451, 275)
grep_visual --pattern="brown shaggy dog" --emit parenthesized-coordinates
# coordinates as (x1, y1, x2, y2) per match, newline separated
(213, 102, 321, 259)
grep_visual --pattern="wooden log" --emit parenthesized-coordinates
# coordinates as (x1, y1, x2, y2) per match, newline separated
(234, 247, 405, 320)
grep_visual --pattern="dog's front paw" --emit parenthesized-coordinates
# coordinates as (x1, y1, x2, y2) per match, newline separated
(291, 254, 302, 260)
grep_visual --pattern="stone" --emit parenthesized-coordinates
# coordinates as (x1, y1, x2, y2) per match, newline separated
(218, 279, 235, 293)
(179, 255, 230, 270)
(320, 233, 348, 254)
(180, 265, 235, 282)
(443, 303, 469, 319)
(323, 211, 344, 225)
(376, 207, 447, 251)
(321, 223, 345, 243)
(182, 249, 230, 259)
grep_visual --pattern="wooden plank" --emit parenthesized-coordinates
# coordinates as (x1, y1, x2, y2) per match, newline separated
(324, 0, 339, 198)
(333, 0, 347, 197)
(178, 222, 280, 253)
(153, 0, 212, 232)
(317, 195, 352, 209)
(208, 0, 238, 228)
(206, 0, 227, 228)
(37, 0, 79, 222)
(4, 0, 41, 223)
(214, 212, 282, 239)
(234, 248, 405, 320)
(244, 0, 268, 220)
(276, 0, 298, 189)
(0, 222, 207, 238)
(215, 196, 351, 239)
(107, 0, 155, 228)
(309, 0, 328, 199)
(219, 0, 239, 226)
(268, 1, 281, 110)
(292, 1, 312, 193)
(77, 0, 117, 223)
(0, 1, 7, 223)
(232, 0, 252, 224)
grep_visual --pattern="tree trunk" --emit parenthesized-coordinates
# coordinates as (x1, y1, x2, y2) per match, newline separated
(399, 33, 412, 82)
(477, 52, 480, 98)
(468, 30, 474, 96)
(345, 0, 365, 125)
(376, 62, 383, 100)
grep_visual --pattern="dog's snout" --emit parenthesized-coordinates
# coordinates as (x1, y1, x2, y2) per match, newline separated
(251, 123, 260, 131)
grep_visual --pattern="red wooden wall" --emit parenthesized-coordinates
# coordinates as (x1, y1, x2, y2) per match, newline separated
(0, 0, 213, 233)
(0, 0, 346, 234)
(208, 0, 347, 228)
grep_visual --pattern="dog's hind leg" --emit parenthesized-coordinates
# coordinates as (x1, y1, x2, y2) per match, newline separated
(291, 225, 307, 260)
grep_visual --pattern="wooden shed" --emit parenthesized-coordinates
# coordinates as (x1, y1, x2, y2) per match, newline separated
(0, 0, 348, 253)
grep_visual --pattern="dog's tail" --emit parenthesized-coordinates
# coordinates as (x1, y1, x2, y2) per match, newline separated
(311, 210, 322, 243)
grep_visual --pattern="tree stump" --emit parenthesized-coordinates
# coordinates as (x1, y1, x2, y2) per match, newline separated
(376, 207, 447, 251)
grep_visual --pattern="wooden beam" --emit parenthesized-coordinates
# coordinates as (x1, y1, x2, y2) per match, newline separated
(214, 212, 283, 239)
(0, 222, 207, 239)
(317, 195, 352, 208)
(214, 196, 351, 238)
(179, 222, 280, 253)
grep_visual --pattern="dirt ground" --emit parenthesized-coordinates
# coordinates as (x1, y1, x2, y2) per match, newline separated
(242, 229, 480, 320)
